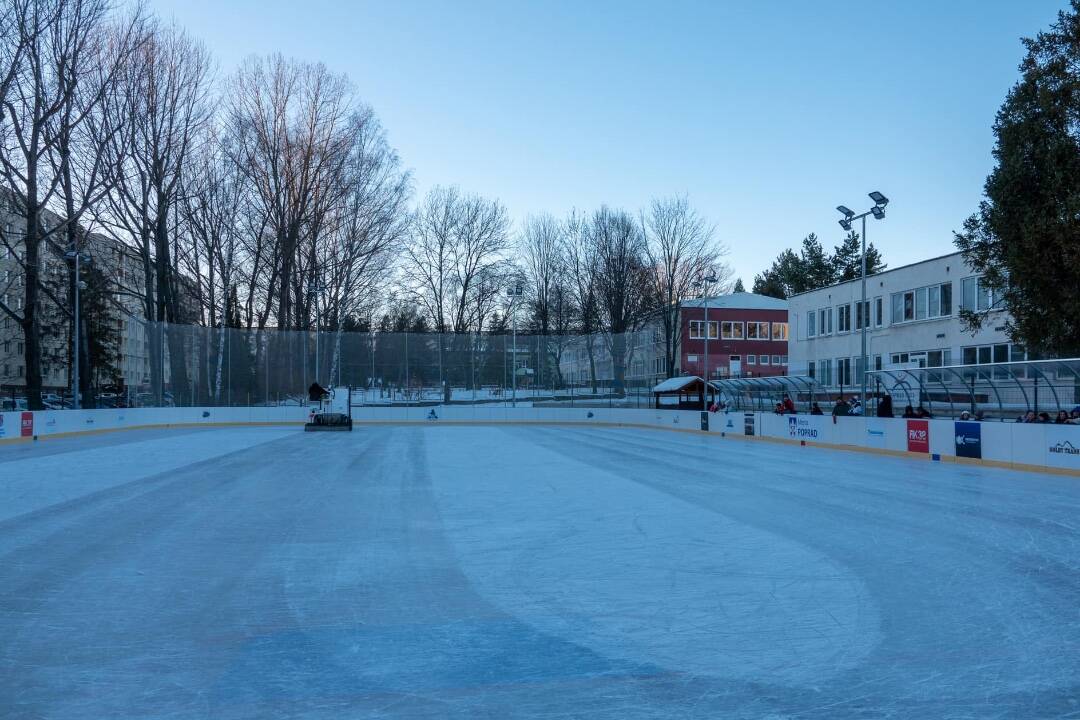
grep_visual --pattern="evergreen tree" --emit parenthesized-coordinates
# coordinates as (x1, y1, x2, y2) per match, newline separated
(832, 231, 885, 282)
(732, 278, 745, 293)
(955, 1, 1080, 355)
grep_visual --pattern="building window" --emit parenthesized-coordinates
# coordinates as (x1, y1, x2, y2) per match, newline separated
(961, 276, 998, 312)
(721, 321, 744, 340)
(961, 343, 1021, 366)
(808, 361, 816, 380)
(759, 355, 770, 365)
(818, 308, 832, 335)
(822, 358, 833, 385)
(746, 354, 756, 365)
(807, 311, 817, 338)
(836, 357, 853, 386)
(689, 320, 718, 340)
(874, 354, 882, 371)
(772, 355, 782, 365)
(652, 357, 666, 375)
(891, 282, 952, 324)
(874, 297, 884, 327)
(837, 305, 852, 333)
(771, 322, 788, 340)
(747, 321, 770, 340)
(854, 300, 870, 330)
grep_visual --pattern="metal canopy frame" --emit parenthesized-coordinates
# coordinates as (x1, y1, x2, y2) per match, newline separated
(865, 358, 1080, 419)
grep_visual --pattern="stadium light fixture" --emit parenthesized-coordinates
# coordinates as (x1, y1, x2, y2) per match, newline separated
(839, 218, 852, 231)
(837, 205, 855, 219)
(871, 205, 885, 220)
(869, 191, 889, 207)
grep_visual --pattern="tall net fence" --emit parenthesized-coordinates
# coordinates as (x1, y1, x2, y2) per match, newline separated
(92, 322, 670, 410)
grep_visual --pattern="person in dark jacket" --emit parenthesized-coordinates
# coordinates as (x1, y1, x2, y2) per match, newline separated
(810, 402, 824, 416)
(915, 406, 933, 419)
(876, 394, 894, 418)
(831, 397, 850, 417)
(902, 405, 917, 419)
(308, 382, 329, 403)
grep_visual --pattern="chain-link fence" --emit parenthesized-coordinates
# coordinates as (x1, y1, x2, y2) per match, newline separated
(58, 322, 671, 410)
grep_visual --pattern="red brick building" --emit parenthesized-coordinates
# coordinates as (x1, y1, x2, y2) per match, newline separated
(680, 292, 789, 379)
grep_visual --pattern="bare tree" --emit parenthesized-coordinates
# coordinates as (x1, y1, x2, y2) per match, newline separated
(98, 20, 212, 404)
(0, 0, 137, 409)
(642, 195, 730, 378)
(402, 186, 510, 334)
(589, 206, 653, 395)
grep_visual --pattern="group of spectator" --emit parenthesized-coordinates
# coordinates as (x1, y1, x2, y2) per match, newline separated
(769, 393, 1080, 424)
(1016, 408, 1080, 424)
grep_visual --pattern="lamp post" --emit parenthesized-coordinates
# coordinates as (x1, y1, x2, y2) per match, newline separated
(64, 247, 92, 409)
(694, 273, 718, 409)
(836, 191, 889, 411)
(506, 281, 524, 407)
(312, 283, 326, 385)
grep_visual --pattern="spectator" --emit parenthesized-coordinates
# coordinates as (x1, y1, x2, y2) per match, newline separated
(959, 410, 971, 421)
(782, 394, 796, 414)
(831, 397, 850, 417)
(1054, 410, 1070, 424)
(876, 394, 894, 418)
(915, 406, 932, 419)
(1022, 410, 1036, 423)
(974, 410, 986, 422)
(774, 402, 785, 415)
(849, 398, 864, 416)
(1038, 411, 1052, 423)
(810, 402, 824, 416)
(902, 405, 917, 418)
(1070, 409, 1080, 425)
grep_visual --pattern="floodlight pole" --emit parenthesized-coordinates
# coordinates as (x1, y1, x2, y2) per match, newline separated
(836, 193, 888, 412)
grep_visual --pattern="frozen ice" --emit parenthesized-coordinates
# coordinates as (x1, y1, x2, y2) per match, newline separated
(2, 424, 1080, 718)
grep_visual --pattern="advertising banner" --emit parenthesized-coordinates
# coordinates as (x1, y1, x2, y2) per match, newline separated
(954, 421, 982, 459)
(1045, 426, 1080, 470)
(787, 415, 821, 441)
(906, 419, 929, 453)
(744, 413, 755, 436)
(20, 411, 33, 437)
(700, 411, 709, 432)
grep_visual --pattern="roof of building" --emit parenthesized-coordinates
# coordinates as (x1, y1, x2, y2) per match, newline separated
(788, 250, 966, 299)
(652, 375, 704, 394)
(680, 292, 788, 311)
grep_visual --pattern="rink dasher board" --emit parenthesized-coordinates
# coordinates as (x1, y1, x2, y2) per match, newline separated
(2, 407, 1079, 478)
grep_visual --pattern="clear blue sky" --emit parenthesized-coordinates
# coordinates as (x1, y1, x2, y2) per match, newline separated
(152, 0, 1066, 285)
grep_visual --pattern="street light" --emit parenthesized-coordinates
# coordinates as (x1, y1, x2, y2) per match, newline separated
(695, 273, 718, 409)
(506, 281, 524, 407)
(311, 283, 327, 385)
(64, 248, 92, 409)
(835, 191, 889, 412)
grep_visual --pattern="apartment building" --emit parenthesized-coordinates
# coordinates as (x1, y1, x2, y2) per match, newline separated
(680, 292, 789, 379)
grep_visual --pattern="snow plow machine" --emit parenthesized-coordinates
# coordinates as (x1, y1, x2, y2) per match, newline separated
(305, 385, 353, 432)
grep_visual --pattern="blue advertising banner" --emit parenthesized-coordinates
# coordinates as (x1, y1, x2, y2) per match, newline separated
(954, 421, 982, 459)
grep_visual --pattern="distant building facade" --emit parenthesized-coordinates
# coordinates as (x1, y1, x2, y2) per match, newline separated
(787, 251, 1018, 393)
(680, 292, 790, 379)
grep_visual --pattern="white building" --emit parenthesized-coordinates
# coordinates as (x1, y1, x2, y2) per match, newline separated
(788, 251, 1019, 392)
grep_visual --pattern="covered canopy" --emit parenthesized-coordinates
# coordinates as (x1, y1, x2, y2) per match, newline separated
(652, 375, 712, 410)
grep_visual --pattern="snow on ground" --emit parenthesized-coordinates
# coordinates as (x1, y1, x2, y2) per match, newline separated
(1, 423, 1080, 719)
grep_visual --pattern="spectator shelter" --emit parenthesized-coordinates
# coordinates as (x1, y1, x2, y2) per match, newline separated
(652, 376, 713, 410)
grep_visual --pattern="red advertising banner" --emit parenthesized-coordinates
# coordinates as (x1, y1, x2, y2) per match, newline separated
(906, 419, 929, 453)
(20, 411, 34, 437)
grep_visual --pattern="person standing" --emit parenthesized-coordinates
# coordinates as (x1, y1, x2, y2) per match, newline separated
(876, 394, 894, 418)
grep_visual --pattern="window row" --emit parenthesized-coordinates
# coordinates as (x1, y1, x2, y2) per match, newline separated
(688, 320, 788, 341)
(744, 354, 788, 366)
(890, 282, 952, 324)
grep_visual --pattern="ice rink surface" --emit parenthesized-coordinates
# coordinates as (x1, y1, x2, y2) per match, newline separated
(2, 424, 1080, 719)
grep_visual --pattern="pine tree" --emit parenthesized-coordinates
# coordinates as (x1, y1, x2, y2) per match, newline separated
(955, 1, 1080, 355)
(732, 278, 746, 293)
(832, 231, 885, 283)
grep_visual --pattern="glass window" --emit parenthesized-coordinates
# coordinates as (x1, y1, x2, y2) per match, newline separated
(772, 355, 782, 365)
(746, 354, 756, 364)
(820, 359, 832, 386)
(747, 321, 770, 340)
(721, 321, 744, 339)
(837, 305, 851, 332)
(759, 355, 770, 365)
(928, 285, 940, 317)
(940, 283, 952, 316)
(962, 347, 977, 365)
(978, 346, 992, 364)
(915, 287, 927, 320)
(808, 361, 816, 379)
(993, 344, 1009, 364)
(807, 312, 817, 338)
(819, 308, 831, 335)
(689, 321, 718, 339)
(874, 297, 883, 327)
(891, 293, 904, 324)
(962, 277, 977, 311)
(771, 322, 788, 340)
